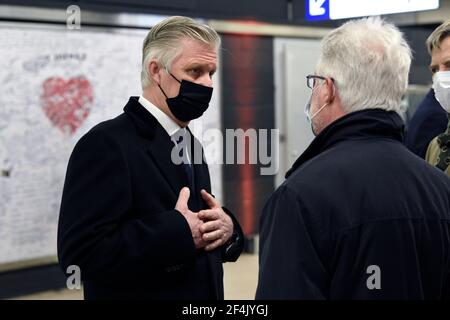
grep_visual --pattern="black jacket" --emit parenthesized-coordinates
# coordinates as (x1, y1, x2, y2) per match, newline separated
(58, 97, 244, 299)
(256, 109, 450, 299)
(405, 89, 447, 158)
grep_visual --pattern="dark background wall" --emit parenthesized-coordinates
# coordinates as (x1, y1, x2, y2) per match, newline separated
(401, 25, 441, 85)
(221, 35, 275, 250)
(0, 0, 285, 22)
(0, 0, 343, 26)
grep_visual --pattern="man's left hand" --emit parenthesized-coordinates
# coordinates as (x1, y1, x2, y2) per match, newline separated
(198, 189, 234, 251)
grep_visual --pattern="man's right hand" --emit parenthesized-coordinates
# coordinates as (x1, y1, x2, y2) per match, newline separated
(175, 187, 208, 249)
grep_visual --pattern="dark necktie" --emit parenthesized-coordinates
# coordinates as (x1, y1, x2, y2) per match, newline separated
(172, 130, 194, 190)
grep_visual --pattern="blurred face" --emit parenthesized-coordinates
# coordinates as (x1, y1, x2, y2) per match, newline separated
(430, 36, 450, 75)
(309, 76, 334, 135)
(310, 79, 326, 135)
(160, 38, 218, 98)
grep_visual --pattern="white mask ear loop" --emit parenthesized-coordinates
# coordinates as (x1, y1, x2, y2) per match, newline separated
(310, 102, 328, 120)
(310, 79, 336, 120)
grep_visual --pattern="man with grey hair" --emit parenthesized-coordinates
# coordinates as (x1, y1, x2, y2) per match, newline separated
(256, 17, 450, 299)
(58, 16, 243, 299)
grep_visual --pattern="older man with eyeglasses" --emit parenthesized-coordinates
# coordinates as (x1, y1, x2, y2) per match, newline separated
(256, 17, 450, 300)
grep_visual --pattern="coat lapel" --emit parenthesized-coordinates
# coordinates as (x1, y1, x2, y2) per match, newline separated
(147, 125, 191, 196)
(187, 127, 211, 208)
(187, 129, 222, 299)
(123, 96, 190, 197)
(125, 97, 221, 298)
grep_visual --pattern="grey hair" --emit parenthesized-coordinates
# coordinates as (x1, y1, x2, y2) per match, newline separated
(140, 16, 221, 88)
(426, 20, 450, 55)
(315, 16, 412, 114)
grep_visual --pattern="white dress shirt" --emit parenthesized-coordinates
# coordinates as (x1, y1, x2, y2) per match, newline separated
(138, 95, 181, 136)
(138, 95, 191, 164)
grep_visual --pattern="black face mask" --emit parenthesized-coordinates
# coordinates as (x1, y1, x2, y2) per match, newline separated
(158, 73, 213, 122)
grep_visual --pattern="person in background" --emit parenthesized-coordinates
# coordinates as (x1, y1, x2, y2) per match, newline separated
(424, 20, 450, 175)
(405, 88, 446, 159)
(256, 17, 450, 300)
(58, 16, 243, 300)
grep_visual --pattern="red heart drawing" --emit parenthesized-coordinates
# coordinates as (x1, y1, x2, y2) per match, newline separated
(41, 76, 93, 135)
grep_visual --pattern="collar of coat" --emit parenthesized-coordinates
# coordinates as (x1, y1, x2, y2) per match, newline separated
(123, 96, 209, 199)
(285, 108, 405, 179)
(123, 96, 161, 139)
(123, 96, 196, 139)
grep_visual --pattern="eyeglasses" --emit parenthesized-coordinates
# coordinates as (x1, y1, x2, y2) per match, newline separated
(306, 75, 334, 89)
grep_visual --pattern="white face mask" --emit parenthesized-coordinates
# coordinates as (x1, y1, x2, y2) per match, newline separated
(304, 82, 328, 123)
(433, 71, 450, 113)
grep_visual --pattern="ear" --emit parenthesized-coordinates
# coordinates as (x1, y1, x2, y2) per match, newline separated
(323, 77, 336, 104)
(148, 59, 162, 84)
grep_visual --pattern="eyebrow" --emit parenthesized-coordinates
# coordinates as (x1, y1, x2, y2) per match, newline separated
(186, 62, 216, 72)
(430, 59, 450, 71)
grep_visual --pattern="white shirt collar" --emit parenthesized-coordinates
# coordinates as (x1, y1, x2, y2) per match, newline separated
(138, 95, 181, 137)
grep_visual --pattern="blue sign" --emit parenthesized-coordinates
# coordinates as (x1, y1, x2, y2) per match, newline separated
(305, 0, 330, 21)
(305, 0, 439, 21)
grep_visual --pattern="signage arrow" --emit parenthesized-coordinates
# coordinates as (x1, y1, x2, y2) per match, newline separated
(309, 0, 326, 16)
